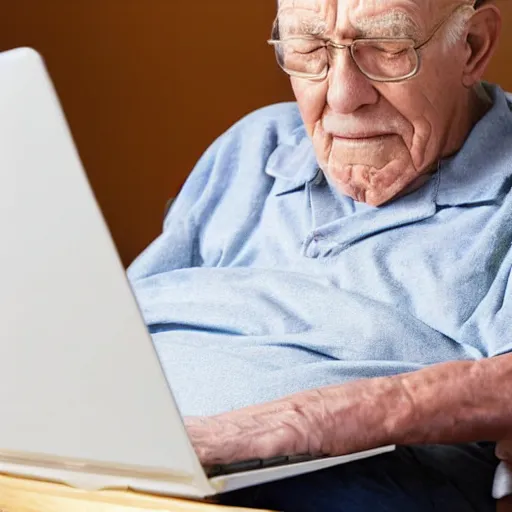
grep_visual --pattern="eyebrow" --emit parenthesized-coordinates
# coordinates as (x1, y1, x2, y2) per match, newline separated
(278, 9, 421, 41)
(352, 10, 422, 40)
(278, 16, 328, 37)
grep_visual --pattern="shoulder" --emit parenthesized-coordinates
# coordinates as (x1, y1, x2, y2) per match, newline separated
(505, 90, 512, 107)
(166, 103, 309, 222)
(175, 102, 305, 185)
(189, 102, 309, 190)
(218, 102, 307, 154)
(232, 102, 304, 136)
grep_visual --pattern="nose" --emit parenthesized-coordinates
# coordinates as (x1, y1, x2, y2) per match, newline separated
(326, 48, 379, 114)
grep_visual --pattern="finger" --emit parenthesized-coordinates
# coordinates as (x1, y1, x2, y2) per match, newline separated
(496, 440, 512, 462)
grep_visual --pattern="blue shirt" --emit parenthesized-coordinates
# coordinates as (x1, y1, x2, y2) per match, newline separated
(128, 83, 512, 418)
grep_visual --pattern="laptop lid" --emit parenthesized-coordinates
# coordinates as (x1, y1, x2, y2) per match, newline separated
(0, 47, 396, 499)
(0, 47, 214, 498)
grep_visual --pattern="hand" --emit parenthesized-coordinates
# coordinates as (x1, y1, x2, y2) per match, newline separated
(497, 439, 512, 467)
(496, 439, 512, 504)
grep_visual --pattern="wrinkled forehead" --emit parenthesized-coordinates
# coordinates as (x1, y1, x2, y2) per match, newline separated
(277, 0, 462, 39)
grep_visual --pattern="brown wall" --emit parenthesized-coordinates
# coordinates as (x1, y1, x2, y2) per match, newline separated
(485, 1, 512, 88)
(0, 1, 293, 266)
(0, 1, 510, 266)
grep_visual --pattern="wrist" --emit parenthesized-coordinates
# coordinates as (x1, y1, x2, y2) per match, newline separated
(355, 376, 415, 448)
(382, 375, 420, 446)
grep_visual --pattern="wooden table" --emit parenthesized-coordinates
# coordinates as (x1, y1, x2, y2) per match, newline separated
(1, 472, 508, 511)
(0, 474, 273, 512)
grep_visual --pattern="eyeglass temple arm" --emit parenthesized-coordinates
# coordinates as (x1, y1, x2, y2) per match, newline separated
(414, 2, 476, 51)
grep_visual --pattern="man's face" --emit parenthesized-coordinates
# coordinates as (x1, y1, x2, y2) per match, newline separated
(277, 0, 475, 205)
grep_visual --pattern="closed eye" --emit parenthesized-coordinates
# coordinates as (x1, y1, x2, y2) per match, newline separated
(293, 46, 324, 55)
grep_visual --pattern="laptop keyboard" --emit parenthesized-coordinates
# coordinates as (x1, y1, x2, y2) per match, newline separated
(206, 454, 325, 477)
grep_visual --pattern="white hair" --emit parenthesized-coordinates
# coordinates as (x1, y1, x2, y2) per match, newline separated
(441, 6, 475, 50)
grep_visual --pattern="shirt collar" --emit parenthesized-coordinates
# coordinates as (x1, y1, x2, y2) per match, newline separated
(436, 83, 512, 206)
(265, 126, 320, 196)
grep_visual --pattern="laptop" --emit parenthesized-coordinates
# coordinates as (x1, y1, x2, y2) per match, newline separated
(0, 47, 394, 499)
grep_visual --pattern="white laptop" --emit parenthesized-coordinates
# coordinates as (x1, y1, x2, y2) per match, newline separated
(0, 47, 394, 500)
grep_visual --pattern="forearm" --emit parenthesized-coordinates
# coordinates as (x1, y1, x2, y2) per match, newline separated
(231, 354, 512, 453)
(385, 353, 512, 446)
(187, 353, 512, 465)
(283, 353, 512, 456)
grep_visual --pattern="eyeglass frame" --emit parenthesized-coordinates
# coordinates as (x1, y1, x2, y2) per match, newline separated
(267, 1, 477, 83)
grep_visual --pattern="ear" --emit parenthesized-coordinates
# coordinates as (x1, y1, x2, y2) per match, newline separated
(461, 4, 501, 88)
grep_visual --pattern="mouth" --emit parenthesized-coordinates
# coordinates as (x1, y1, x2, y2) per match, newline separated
(333, 133, 393, 142)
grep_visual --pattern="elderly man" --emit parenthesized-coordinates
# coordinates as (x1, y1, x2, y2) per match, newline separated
(128, 0, 512, 509)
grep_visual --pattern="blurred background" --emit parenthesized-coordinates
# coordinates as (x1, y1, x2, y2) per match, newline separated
(1, 0, 511, 266)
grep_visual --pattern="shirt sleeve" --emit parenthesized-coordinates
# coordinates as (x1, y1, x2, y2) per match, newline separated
(459, 245, 512, 358)
(126, 103, 300, 284)
(126, 132, 226, 283)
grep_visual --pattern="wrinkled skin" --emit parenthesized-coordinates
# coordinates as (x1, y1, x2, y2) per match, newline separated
(185, 0, 511, 504)
(186, 357, 512, 467)
(284, 0, 489, 205)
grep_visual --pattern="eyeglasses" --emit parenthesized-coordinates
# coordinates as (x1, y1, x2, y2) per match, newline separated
(267, 3, 476, 83)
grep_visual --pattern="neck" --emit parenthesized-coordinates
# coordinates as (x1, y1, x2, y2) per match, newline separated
(393, 85, 492, 203)
(441, 83, 492, 160)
